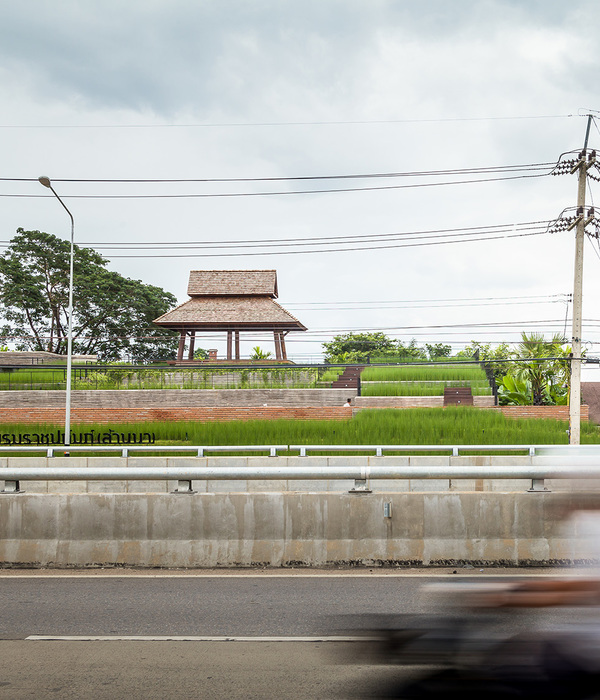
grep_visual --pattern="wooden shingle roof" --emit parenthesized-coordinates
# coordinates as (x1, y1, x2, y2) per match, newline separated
(153, 296, 306, 330)
(187, 270, 278, 297)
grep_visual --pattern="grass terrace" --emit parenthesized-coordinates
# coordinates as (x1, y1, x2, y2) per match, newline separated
(0, 366, 344, 391)
(361, 364, 493, 397)
(1, 408, 597, 455)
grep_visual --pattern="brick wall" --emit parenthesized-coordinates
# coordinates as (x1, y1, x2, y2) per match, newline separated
(497, 405, 589, 421)
(0, 406, 353, 424)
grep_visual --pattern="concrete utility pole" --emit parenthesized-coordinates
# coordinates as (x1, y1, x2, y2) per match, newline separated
(569, 116, 595, 444)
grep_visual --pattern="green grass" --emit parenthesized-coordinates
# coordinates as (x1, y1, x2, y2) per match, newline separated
(0, 366, 345, 391)
(361, 365, 488, 382)
(1, 408, 597, 451)
(361, 380, 492, 396)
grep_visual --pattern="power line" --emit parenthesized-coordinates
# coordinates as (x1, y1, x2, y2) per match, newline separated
(0, 114, 575, 129)
(98, 230, 547, 257)
(286, 293, 568, 307)
(0, 162, 554, 184)
(2, 172, 548, 199)
(77, 221, 550, 249)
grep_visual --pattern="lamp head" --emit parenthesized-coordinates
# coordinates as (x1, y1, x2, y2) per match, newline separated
(38, 176, 52, 188)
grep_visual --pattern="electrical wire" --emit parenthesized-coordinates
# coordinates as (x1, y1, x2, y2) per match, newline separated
(0, 114, 575, 129)
(0, 162, 554, 184)
(1, 172, 549, 199)
(99, 229, 547, 257)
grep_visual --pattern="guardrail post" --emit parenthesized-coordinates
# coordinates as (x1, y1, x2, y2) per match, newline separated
(47, 448, 54, 458)
(452, 447, 459, 457)
(172, 480, 195, 494)
(270, 447, 277, 457)
(528, 478, 548, 492)
(299, 447, 306, 457)
(376, 447, 382, 457)
(349, 479, 372, 493)
(121, 448, 128, 458)
(197, 448, 204, 457)
(1, 480, 21, 493)
(529, 447, 536, 457)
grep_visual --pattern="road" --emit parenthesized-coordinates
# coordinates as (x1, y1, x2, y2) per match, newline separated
(0, 570, 572, 699)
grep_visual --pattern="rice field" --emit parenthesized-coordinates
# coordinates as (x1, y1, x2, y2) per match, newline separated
(361, 365, 488, 382)
(360, 364, 492, 396)
(361, 381, 492, 396)
(0, 366, 344, 391)
(1, 408, 597, 451)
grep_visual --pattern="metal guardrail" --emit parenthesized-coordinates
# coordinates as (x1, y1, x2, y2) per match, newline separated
(2, 463, 600, 494)
(1, 444, 600, 458)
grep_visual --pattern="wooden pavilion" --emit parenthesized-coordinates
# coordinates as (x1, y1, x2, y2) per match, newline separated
(153, 270, 306, 362)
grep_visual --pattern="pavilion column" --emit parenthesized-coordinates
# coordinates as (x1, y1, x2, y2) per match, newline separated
(235, 331, 240, 360)
(280, 331, 288, 361)
(226, 331, 233, 360)
(177, 331, 186, 361)
(274, 331, 282, 360)
(187, 330, 196, 360)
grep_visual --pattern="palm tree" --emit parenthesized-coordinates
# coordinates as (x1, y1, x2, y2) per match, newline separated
(510, 333, 570, 406)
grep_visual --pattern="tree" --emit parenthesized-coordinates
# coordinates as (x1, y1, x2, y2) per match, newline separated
(193, 348, 209, 360)
(455, 341, 511, 381)
(507, 332, 571, 406)
(0, 229, 179, 363)
(396, 339, 427, 361)
(322, 332, 397, 363)
(425, 343, 452, 360)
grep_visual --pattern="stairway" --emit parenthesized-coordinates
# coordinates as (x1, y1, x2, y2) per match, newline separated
(331, 366, 364, 392)
(443, 386, 473, 406)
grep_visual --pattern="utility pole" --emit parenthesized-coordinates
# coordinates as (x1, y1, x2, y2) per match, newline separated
(568, 116, 595, 444)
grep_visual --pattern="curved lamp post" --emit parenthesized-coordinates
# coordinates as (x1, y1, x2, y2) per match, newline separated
(38, 176, 74, 449)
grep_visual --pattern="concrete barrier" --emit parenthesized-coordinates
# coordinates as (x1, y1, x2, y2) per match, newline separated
(0, 491, 591, 568)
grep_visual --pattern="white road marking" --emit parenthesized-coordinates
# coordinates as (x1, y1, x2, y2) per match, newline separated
(0, 571, 563, 579)
(26, 635, 378, 642)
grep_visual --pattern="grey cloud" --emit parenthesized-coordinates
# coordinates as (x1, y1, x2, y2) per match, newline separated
(2, 0, 596, 118)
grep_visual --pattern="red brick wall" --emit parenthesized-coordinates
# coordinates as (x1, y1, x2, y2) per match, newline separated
(0, 404, 585, 425)
(497, 405, 589, 421)
(0, 406, 353, 425)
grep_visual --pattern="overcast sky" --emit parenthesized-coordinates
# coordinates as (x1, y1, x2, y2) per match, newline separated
(1, 0, 600, 366)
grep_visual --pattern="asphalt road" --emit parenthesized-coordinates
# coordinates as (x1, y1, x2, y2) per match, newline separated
(0, 574, 428, 638)
(0, 571, 579, 699)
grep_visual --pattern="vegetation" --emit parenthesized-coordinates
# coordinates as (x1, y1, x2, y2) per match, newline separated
(361, 381, 492, 396)
(361, 365, 488, 382)
(0, 365, 345, 391)
(322, 331, 397, 363)
(250, 346, 272, 360)
(0, 229, 178, 362)
(2, 408, 597, 450)
(455, 341, 511, 381)
(498, 333, 571, 406)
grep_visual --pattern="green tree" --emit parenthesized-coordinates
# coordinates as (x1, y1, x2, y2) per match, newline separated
(193, 348, 209, 360)
(395, 339, 427, 361)
(425, 342, 452, 360)
(0, 229, 179, 363)
(508, 332, 571, 406)
(322, 332, 397, 363)
(455, 341, 511, 381)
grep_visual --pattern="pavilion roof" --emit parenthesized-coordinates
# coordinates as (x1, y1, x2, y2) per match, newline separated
(153, 295, 306, 331)
(187, 270, 278, 297)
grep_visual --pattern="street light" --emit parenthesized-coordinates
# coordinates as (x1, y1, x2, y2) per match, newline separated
(38, 176, 74, 450)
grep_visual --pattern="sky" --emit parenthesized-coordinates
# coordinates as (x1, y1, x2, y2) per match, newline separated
(1, 0, 600, 368)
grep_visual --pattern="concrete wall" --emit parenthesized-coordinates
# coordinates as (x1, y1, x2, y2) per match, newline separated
(0, 490, 591, 568)
(0, 388, 351, 408)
